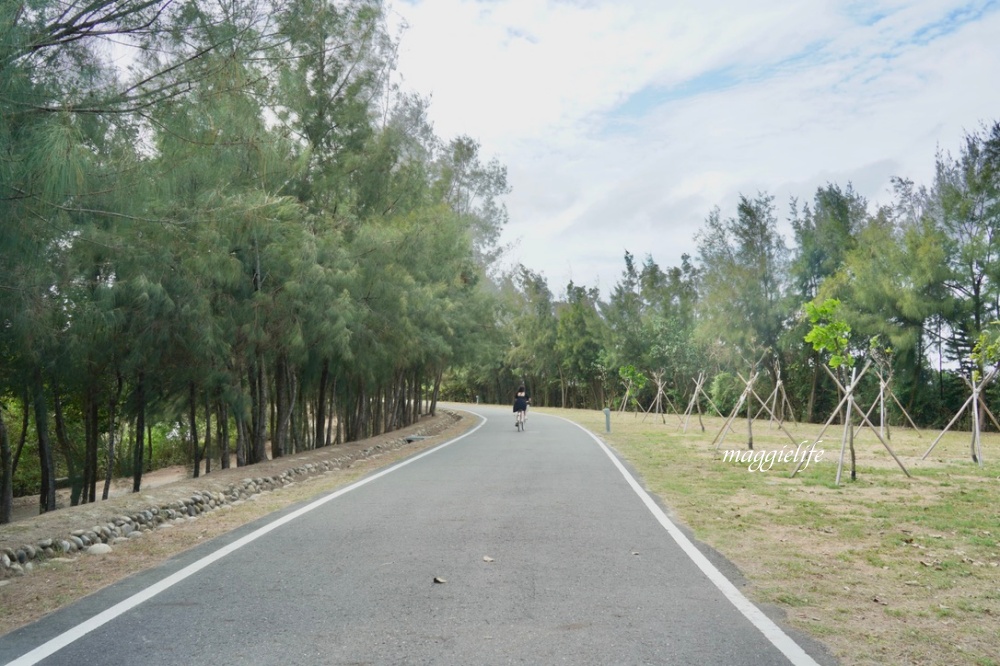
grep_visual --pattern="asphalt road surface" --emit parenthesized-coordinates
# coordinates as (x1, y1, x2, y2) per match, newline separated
(0, 405, 835, 666)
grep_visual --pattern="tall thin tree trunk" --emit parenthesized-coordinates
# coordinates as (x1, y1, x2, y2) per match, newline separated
(53, 388, 81, 505)
(190, 381, 201, 479)
(559, 369, 567, 408)
(219, 402, 230, 469)
(806, 357, 819, 423)
(328, 379, 338, 447)
(316, 359, 329, 449)
(414, 370, 422, 422)
(273, 355, 286, 459)
(12, 390, 29, 479)
(84, 392, 98, 503)
(203, 391, 212, 475)
(34, 368, 57, 513)
(0, 407, 12, 524)
(844, 368, 857, 481)
(430, 367, 442, 416)
(102, 373, 123, 501)
(254, 357, 268, 463)
(236, 410, 248, 467)
(133, 372, 145, 493)
(848, 404, 857, 480)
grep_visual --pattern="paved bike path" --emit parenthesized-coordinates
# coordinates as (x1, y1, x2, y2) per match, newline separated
(0, 406, 835, 665)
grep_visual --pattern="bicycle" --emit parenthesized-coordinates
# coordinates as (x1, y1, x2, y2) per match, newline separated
(515, 409, 526, 431)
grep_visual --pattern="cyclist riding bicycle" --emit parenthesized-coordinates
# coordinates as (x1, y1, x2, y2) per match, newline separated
(513, 385, 529, 431)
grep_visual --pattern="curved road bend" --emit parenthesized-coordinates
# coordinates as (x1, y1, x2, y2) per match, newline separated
(0, 405, 836, 666)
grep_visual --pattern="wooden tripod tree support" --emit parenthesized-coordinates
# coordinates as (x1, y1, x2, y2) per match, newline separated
(711, 371, 757, 450)
(752, 364, 797, 427)
(618, 381, 632, 415)
(642, 370, 684, 426)
(922, 368, 1000, 465)
(711, 352, 777, 450)
(711, 369, 798, 450)
(791, 360, 911, 484)
(618, 375, 642, 416)
(857, 369, 921, 440)
(683, 372, 723, 433)
(736, 370, 799, 447)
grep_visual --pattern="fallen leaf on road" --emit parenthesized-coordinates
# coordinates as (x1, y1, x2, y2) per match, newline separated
(433, 577, 447, 584)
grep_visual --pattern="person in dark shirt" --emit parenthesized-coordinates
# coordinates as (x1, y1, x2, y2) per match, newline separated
(513, 385, 529, 430)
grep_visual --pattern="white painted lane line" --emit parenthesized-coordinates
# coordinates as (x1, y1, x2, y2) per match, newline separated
(6, 417, 486, 666)
(558, 415, 822, 666)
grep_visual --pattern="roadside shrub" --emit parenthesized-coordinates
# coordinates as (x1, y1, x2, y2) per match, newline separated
(710, 372, 740, 416)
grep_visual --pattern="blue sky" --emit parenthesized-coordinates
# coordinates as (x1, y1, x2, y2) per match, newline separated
(389, 0, 1000, 296)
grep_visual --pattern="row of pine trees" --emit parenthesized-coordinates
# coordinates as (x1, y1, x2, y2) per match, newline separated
(0, 1, 507, 521)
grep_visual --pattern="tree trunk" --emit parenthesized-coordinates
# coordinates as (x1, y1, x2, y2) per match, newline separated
(273, 355, 287, 459)
(0, 408, 12, 524)
(34, 368, 57, 513)
(84, 392, 99, 504)
(253, 357, 268, 464)
(236, 410, 248, 467)
(203, 391, 212, 475)
(334, 377, 343, 446)
(415, 370, 423, 422)
(329, 379, 339, 446)
(806, 357, 819, 423)
(559, 368, 567, 408)
(219, 402, 230, 469)
(972, 398, 983, 463)
(102, 373, 123, 500)
(133, 372, 145, 493)
(53, 389, 82, 505)
(430, 368, 443, 416)
(847, 398, 857, 481)
(12, 390, 29, 479)
(190, 381, 201, 478)
(315, 359, 329, 449)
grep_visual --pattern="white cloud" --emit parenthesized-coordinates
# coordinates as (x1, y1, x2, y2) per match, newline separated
(389, 0, 1000, 296)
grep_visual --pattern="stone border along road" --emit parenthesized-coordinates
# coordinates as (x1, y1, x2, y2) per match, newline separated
(0, 411, 462, 579)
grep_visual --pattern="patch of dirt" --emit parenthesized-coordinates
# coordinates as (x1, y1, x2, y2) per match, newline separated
(0, 410, 476, 637)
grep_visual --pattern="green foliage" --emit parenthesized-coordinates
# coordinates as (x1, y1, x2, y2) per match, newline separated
(556, 282, 608, 406)
(709, 372, 741, 415)
(695, 194, 788, 366)
(789, 184, 866, 301)
(618, 365, 647, 391)
(971, 321, 1000, 371)
(618, 364, 647, 410)
(0, 0, 509, 505)
(803, 298, 854, 369)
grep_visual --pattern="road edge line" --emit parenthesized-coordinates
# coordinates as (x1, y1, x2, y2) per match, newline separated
(5, 416, 486, 666)
(556, 414, 822, 666)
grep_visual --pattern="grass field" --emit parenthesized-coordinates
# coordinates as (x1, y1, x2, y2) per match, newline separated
(543, 406, 1000, 666)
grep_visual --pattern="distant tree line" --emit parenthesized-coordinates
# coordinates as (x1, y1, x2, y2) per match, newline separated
(451, 123, 1000, 432)
(0, 0, 506, 521)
